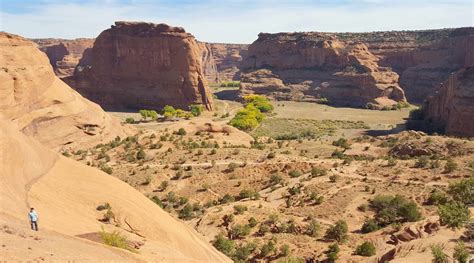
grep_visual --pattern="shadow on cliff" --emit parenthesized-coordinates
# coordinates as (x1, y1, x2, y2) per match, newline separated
(214, 89, 240, 101)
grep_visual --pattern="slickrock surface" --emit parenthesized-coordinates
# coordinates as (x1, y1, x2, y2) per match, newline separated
(0, 32, 129, 150)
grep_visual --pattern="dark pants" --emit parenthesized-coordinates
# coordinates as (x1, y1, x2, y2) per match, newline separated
(30, 221, 38, 231)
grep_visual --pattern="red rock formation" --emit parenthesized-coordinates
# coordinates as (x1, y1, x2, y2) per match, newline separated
(422, 66, 474, 137)
(66, 21, 214, 111)
(337, 28, 474, 103)
(33, 38, 94, 78)
(241, 32, 406, 107)
(198, 42, 248, 83)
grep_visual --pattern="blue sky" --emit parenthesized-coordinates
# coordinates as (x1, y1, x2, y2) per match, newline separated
(0, 0, 472, 43)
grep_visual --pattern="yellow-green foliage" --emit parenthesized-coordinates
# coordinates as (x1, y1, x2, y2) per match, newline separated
(229, 104, 265, 131)
(100, 227, 137, 253)
(220, 81, 240, 87)
(243, 95, 274, 113)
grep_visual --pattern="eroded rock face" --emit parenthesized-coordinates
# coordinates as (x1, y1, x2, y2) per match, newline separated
(66, 21, 214, 111)
(198, 42, 248, 83)
(422, 66, 474, 137)
(32, 38, 94, 78)
(349, 28, 474, 103)
(241, 32, 406, 107)
(0, 32, 129, 150)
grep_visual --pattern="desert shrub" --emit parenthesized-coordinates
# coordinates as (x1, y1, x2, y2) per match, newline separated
(369, 195, 422, 226)
(355, 241, 376, 256)
(279, 244, 291, 257)
(329, 174, 339, 183)
(443, 158, 458, 173)
(447, 177, 473, 205)
(159, 181, 169, 191)
(238, 189, 260, 200)
(288, 170, 302, 178)
(269, 173, 283, 186)
(230, 224, 252, 239)
(325, 243, 340, 262)
(332, 138, 350, 149)
(453, 241, 469, 263)
(267, 152, 276, 159)
(176, 128, 186, 136)
(220, 81, 240, 87)
(212, 234, 235, 257)
(233, 205, 248, 215)
(125, 117, 135, 124)
(325, 220, 348, 242)
(310, 167, 327, 177)
(361, 219, 380, 233)
(136, 149, 146, 160)
(96, 203, 111, 211)
(438, 201, 471, 228)
(306, 219, 321, 237)
(233, 242, 257, 261)
(243, 94, 274, 113)
(278, 256, 304, 263)
(229, 104, 265, 131)
(431, 244, 448, 263)
(248, 217, 258, 228)
(414, 156, 429, 168)
(219, 194, 235, 204)
(150, 196, 163, 208)
(426, 189, 448, 205)
(227, 162, 239, 172)
(100, 164, 113, 174)
(259, 240, 276, 257)
(189, 104, 204, 116)
(178, 204, 194, 220)
(100, 227, 136, 253)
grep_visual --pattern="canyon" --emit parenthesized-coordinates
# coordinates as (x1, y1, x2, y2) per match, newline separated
(0, 32, 229, 262)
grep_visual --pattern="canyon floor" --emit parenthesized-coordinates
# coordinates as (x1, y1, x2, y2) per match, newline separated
(65, 95, 473, 262)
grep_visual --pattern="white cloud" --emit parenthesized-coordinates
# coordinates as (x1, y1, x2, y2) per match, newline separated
(0, 0, 472, 43)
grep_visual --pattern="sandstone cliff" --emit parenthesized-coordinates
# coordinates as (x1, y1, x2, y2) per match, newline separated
(33, 38, 94, 78)
(66, 21, 214, 111)
(334, 28, 474, 103)
(241, 32, 406, 107)
(0, 32, 129, 150)
(422, 66, 474, 137)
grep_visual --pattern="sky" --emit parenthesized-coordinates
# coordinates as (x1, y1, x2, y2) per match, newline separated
(0, 0, 473, 43)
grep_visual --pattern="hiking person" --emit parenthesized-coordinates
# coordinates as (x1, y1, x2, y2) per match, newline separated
(28, 208, 38, 231)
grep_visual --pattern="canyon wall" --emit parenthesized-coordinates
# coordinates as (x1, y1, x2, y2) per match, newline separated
(32, 38, 94, 78)
(421, 32, 474, 137)
(198, 42, 248, 83)
(0, 32, 129, 150)
(336, 28, 474, 103)
(65, 21, 214, 111)
(240, 32, 406, 107)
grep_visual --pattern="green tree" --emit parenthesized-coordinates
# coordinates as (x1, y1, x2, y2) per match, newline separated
(229, 104, 265, 131)
(189, 104, 204, 116)
(448, 177, 474, 205)
(161, 105, 176, 119)
(438, 201, 471, 229)
(355, 241, 376, 256)
(243, 94, 274, 113)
